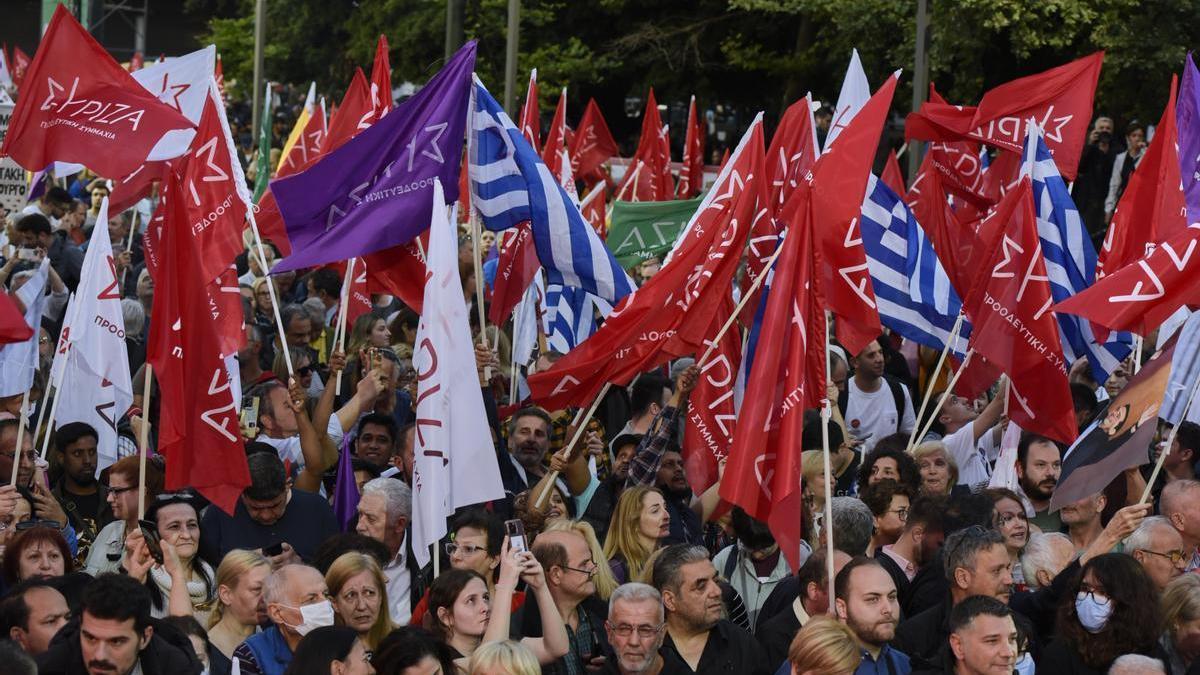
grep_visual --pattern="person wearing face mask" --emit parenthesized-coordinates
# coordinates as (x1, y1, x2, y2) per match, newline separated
(1158, 574, 1200, 675)
(1038, 553, 1166, 675)
(233, 564, 336, 675)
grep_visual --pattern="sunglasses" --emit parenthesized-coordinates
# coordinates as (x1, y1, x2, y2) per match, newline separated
(15, 519, 62, 532)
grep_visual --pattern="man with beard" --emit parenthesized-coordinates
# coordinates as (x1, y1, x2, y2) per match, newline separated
(877, 495, 946, 614)
(833, 556, 910, 675)
(498, 408, 557, 497)
(653, 544, 769, 674)
(604, 583, 666, 675)
(1014, 434, 1062, 533)
(581, 433, 641, 543)
(51, 422, 111, 540)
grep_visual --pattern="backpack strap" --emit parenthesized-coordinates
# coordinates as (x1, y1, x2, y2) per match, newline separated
(884, 376, 906, 433)
(722, 545, 739, 580)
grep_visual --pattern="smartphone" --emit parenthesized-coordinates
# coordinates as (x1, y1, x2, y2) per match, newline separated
(504, 519, 527, 553)
(264, 541, 285, 557)
(240, 396, 260, 437)
(137, 519, 164, 565)
(16, 247, 38, 261)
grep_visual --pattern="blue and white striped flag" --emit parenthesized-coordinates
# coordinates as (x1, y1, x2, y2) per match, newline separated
(1019, 124, 1133, 383)
(860, 174, 970, 355)
(543, 283, 613, 354)
(469, 79, 635, 304)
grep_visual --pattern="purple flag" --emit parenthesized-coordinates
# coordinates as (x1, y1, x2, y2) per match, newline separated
(1179, 53, 1200, 225)
(271, 41, 476, 272)
(332, 433, 359, 532)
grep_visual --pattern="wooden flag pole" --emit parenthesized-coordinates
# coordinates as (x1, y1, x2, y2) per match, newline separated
(533, 382, 612, 509)
(911, 349, 976, 447)
(1141, 376, 1200, 504)
(137, 365, 153, 521)
(696, 242, 787, 367)
(1132, 335, 1144, 375)
(433, 544, 440, 579)
(906, 312, 966, 452)
(334, 258, 355, 396)
(120, 209, 140, 290)
(245, 209, 295, 377)
(10, 388, 31, 487)
(820, 310, 835, 605)
(38, 348, 72, 461)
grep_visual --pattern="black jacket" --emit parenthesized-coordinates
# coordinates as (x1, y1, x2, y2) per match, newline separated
(510, 593, 611, 675)
(1037, 637, 1170, 675)
(895, 596, 1038, 671)
(37, 616, 203, 675)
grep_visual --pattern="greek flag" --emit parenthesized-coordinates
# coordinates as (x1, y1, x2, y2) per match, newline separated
(469, 80, 635, 304)
(1019, 124, 1132, 382)
(544, 283, 613, 353)
(860, 175, 970, 355)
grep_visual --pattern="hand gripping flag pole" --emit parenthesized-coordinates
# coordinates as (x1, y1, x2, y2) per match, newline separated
(912, 349, 977, 447)
(906, 311, 966, 452)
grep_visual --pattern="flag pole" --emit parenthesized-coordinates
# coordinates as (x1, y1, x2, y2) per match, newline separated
(615, 161, 644, 203)
(1140, 376, 1200, 504)
(120, 209, 140, 290)
(38, 347, 72, 461)
(137, 364, 153, 521)
(820, 310, 835, 604)
(9, 387, 31, 487)
(245, 209, 295, 377)
(533, 382, 611, 509)
(906, 312, 965, 452)
(911, 349, 976, 446)
(433, 544, 440, 579)
(697, 241, 787, 367)
(463, 75, 492, 381)
(1132, 335, 1144, 374)
(334, 258, 354, 395)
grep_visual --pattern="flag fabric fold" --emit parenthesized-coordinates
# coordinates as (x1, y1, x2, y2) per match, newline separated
(570, 98, 618, 179)
(0, 260, 49, 398)
(678, 96, 705, 198)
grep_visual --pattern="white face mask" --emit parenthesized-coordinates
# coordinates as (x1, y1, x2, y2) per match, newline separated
(1075, 592, 1112, 634)
(283, 599, 335, 636)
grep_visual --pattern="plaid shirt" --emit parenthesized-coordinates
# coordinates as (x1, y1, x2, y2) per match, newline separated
(626, 404, 682, 487)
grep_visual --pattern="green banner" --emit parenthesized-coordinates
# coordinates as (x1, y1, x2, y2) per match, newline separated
(606, 197, 703, 268)
(252, 83, 272, 203)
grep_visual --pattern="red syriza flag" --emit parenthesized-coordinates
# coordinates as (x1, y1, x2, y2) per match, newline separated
(683, 294, 741, 495)
(570, 98, 619, 179)
(1, 6, 193, 178)
(905, 53, 1103, 180)
(617, 89, 673, 201)
(721, 185, 826, 572)
(370, 35, 392, 119)
(519, 70, 541, 149)
(364, 231, 429, 313)
(677, 96, 705, 198)
(487, 224, 541, 326)
(146, 172, 249, 514)
(10, 46, 31, 90)
(808, 72, 898, 356)
(542, 88, 571, 178)
(529, 118, 766, 411)
(276, 99, 328, 177)
(962, 177, 1076, 444)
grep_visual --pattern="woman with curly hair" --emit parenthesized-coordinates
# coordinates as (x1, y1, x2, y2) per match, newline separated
(856, 440, 921, 495)
(1039, 552, 1167, 673)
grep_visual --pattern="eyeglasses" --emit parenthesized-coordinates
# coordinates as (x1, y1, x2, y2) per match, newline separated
(888, 508, 909, 520)
(560, 560, 598, 577)
(1139, 548, 1188, 565)
(15, 519, 62, 532)
(0, 450, 36, 463)
(445, 542, 486, 557)
(108, 485, 136, 496)
(996, 512, 1028, 526)
(607, 622, 664, 639)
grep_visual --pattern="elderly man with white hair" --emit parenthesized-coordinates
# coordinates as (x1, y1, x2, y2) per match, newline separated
(1161, 479, 1200, 571)
(1125, 515, 1187, 591)
(605, 583, 666, 675)
(1020, 532, 1076, 590)
(1107, 654, 1167, 675)
(233, 564, 333, 675)
(355, 476, 420, 624)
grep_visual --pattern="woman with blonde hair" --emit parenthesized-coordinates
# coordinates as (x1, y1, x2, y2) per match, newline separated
(467, 639, 540, 675)
(326, 552, 395, 652)
(913, 441, 960, 497)
(603, 486, 670, 584)
(788, 615, 861, 675)
(1160, 573, 1200, 674)
(346, 314, 392, 357)
(206, 549, 271, 675)
(543, 519, 618, 600)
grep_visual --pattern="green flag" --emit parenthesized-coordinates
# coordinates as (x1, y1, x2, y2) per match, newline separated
(606, 197, 703, 268)
(252, 82, 272, 203)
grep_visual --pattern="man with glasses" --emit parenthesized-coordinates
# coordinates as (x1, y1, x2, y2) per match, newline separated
(605, 583, 665, 675)
(514, 528, 610, 674)
(1125, 516, 1187, 591)
(409, 508, 511, 626)
(919, 380, 1007, 490)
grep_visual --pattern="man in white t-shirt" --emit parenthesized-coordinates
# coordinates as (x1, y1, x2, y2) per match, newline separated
(921, 380, 1008, 488)
(841, 340, 915, 453)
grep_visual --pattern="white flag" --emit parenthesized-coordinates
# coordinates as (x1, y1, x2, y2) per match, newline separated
(53, 350, 129, 465)
(62, 198, 133, 468)
(411, 178, 505, 567)
(0, 259, 50, 398)
(988, 422, 1037, 516)
(824, 48, 870, 150)
(132, 45, 216, 161)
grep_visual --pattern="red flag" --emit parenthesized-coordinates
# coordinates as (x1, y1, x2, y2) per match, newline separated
(616, 89, 673, 201)
(570, 98, 618, 179)
(580, 182, 608, 239)
(529, 118, 766, 411)
(1056, 223, 1200, 337)
(1097, 76, 1186, 280)
(0, 293, 33, 345)
(683, 294, 741, 495)
(962, 178, 1075, 444)
(721, 186, 826, 572)
(519, 70, 541, 149)
(881, 149, 905, 195)
(370, 35, 392, 119)
(677, 96, 705, 198)
(214, 55, 225, 101)
(324, 68, 374, 153)
(906, 53, 1103, 180)
(346, 258, 373, 326)
(364, 232, 429, 313)
(11, 46, 30, 90)
(487, 224, 541, 326)
(276, 99, 328, 177)
(542, 88, 570, 177)
(804, 73, 898, 356)
(128, 52, 144, 73)
(108, 160, 170, 215)
(146, 173, 249, 514)
(1, 6, 194, 179)
(906, 153, 982, 301)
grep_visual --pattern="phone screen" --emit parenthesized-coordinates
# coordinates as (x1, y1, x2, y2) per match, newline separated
(504, 519, 527, 553)
(137, 519, 164, 565)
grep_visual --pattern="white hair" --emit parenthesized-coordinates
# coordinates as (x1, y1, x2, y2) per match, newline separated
(263, 564, 318, 606)
(1124, 516, 1176, 552)
(121, 298, 145, 338)
(1020, 532, 1074, 589)
(609, 582, 664, 622)
(1107, 654, 1165, 675)
(361, 477, 411, 524)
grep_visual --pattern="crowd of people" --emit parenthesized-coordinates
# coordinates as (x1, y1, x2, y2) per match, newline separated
(1, 103, 1199, 675)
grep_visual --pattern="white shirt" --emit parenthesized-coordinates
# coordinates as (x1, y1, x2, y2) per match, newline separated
(21, 203, 59, 230)
(943, 422, 992, 487)
(844, 377, 915, 453)
(259, 416, 345, 470)
(384, 534, 412, 625)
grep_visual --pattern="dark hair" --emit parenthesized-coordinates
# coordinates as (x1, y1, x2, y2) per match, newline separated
(651, 544, 710, 594)
(80, 574, 153, 633)
(355, 413, 398, 447)
(507, 407, 552, 437)
(389, 308, 419, 335)
(801, 409, 845, 452)
(856, 445, 921, 493)
(1071, 383, 1099, 427)
(145, 493, 213, 607)
(1056, 553, 1160, 670)
(943, 526, 1006, 584)
(834, 555, 885, 602)
(282, 625, 359, 675)
(426, 569, 486, 640)
(280, 304, 311, 332)
(943, 492, 999, 535)
(107, 454, 165, 499)
(796, 549, 832, 601)
(160, 615, 208, 646)
(15, 214, 51, 237)
(730, 507, 775, 551)
(1017, 432, 1061, 468)
(1177, 422, 1200, 459)
(2, 528, 73, 585)
(919, 392, 950, 439)
(451, 508, 504, 557)
(44, 186, 73, 207)
(1125, 119, 1146, 136)
(312, 533, 390, 575)
(309, 268, 342, 299)
(949, 594, 1013, 633)
(0, 579, 60, 633)
(0, 638, 35, 675)
(858, 479, 914, 518)
(372, 626, 457, 674)
(906, 494, 946, 532)
(250, 380, 287, 425)
(349, 458, 382, 483)
(53, 422, 98, 454)
(631, 373, 671, 416)
(244, 452, 287, 501)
